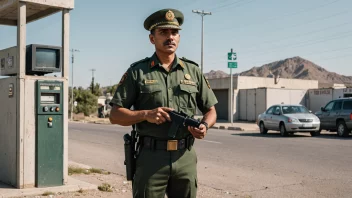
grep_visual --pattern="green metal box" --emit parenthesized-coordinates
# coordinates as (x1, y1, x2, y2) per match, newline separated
(35, 80, 64, 187)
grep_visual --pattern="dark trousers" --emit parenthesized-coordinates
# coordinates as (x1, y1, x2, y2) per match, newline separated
(132, 143, 198, 198)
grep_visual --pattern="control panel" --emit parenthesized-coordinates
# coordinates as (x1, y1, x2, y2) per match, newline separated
(35, 80, 63, 187)
(36, 81, 63, 115)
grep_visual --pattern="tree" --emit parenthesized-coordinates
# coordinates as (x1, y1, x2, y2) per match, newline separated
(90, 78, 102, 96)
(106, 84, 118, 95)
(69, 87, 98, 116)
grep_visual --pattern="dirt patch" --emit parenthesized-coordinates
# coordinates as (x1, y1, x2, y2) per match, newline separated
(21, 171, 253, 198)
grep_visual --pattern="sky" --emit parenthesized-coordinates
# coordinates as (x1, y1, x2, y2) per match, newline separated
(0, 0, 351, 88)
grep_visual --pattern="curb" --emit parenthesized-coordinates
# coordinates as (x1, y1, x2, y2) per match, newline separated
(68, 161, 92, 170)
(71, 120, 255, 131)
(214, 125, 244, 131)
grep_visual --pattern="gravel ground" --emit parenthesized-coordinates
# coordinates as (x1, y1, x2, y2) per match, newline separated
(21, 171, 252, 198)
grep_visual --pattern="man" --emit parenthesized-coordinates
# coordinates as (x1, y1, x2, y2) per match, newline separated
(109, 8, 218, 198)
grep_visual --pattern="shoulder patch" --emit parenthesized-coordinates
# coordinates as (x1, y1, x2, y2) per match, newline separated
(130, 57, 150, 67)
(180, 57, 199, 67)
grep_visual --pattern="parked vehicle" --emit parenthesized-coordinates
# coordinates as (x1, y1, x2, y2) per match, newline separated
(257, 104, 321, 137)
(315, 98, 352, 137)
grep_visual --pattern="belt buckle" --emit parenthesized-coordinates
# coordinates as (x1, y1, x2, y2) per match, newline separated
(167, 140, 178, 151)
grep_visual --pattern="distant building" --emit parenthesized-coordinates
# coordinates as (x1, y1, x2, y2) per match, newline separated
(207, 76, 319, 121)
(97, 93, 113, 117)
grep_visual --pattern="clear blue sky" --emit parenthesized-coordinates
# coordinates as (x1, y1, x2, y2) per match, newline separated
(1, 0, 351, 87)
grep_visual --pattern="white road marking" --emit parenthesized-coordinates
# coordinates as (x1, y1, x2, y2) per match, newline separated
(203, 140, 222, 144)
(71, 129, 82, 132)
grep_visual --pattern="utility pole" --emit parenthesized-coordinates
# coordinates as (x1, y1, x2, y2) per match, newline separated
(70, 48, 79, 120)
(192, 9, 212, 74)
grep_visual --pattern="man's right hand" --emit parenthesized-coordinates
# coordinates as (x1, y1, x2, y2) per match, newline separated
(145, 107, 173, 125)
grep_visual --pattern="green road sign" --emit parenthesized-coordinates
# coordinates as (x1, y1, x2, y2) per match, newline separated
(228, 62, 238, 68)
(228, 52, 237, 61)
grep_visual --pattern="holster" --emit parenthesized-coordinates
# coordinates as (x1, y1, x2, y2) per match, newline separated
(123, 125, 138, 181)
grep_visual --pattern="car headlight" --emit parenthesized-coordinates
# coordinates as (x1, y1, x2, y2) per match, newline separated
(288, 117, 299, 123)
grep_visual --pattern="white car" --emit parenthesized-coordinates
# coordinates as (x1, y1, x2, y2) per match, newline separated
(257, 104, 321, 137)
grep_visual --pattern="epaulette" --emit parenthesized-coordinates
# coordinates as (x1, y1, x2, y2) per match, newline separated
(130, 57, 150, 67)
(180, 57, 199, 67)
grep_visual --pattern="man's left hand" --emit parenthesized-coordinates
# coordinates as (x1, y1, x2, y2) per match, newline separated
(188, 124, 207, 139)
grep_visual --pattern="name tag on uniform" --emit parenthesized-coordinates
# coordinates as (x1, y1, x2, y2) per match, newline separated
(180, 80, 196, 86)
(145, 79, 158, 84)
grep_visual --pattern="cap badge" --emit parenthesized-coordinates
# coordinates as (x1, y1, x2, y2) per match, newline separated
(184, 74, 191, 80)
(165, 10, 175, 21)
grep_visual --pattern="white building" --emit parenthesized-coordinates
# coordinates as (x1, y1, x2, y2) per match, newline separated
(307, 87, 352, 113)
(208, 76, 319, 121)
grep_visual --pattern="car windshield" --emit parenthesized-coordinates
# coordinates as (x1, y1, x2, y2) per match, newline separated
(282, 106, 309, 114)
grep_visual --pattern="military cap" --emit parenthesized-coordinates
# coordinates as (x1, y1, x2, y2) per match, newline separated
(144, 9, 184, 31)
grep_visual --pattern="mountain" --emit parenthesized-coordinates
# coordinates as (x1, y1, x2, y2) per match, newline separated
(204, 70, 229, 79)
(205, 56, 352, 87)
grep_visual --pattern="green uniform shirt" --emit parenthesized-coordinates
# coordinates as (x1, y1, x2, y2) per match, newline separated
(110, 53, 218, 139)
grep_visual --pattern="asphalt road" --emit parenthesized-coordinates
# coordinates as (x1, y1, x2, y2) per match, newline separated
(69, 122, 352, 198)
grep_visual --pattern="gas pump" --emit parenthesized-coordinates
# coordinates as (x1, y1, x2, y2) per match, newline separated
(36, 81, 64, 187)
(0, 0, 74, 189)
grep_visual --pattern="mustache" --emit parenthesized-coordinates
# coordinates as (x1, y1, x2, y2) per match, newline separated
(163, 40, 176, 46)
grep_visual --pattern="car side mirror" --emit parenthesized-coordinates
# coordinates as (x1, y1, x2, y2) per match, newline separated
(309, 110, 312, 113)
(320, 107, 325, 112)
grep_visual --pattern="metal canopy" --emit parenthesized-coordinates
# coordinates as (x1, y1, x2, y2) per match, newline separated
(0, 0, 74, 26)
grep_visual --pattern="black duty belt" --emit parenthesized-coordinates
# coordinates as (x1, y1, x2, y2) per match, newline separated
(141, 136, 195, 151)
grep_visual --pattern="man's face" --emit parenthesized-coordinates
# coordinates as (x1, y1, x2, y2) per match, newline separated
(149, 28, 180, 54)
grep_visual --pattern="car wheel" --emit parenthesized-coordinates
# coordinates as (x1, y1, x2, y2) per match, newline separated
(337, 121, 349, 137)
(280, 123, 288, 137)
(310, 131, 320, 137)
(259, 122, 268, 134)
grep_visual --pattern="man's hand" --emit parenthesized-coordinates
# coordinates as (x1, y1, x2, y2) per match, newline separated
(188, 124, 207, 139)
(145, 107, 174, 125)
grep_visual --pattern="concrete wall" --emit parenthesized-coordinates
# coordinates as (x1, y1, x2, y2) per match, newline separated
(0, 77, 17, 187)
(237, 76, 318, 90)
(238, 88, 307, 121)
(318, 82, 346, 88)
(342, 88, 352, 97)
(208, 76, 317, 122)
(307, 88, 352, 113)
(207, 77, 238, 90)
(0, 76, 67, 188)
(23, 78, 36, 187)
(307, 89, 333, 113)
(266, 88, 307, 107)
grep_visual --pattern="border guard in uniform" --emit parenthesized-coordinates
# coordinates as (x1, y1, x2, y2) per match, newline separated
(109, 8, 218, 198)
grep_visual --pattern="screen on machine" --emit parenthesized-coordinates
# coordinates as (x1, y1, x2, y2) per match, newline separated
(36, 48, 58, 68)
(40, 93, 60, 104)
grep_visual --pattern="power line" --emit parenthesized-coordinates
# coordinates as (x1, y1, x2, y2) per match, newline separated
(214, 0, 342, 32)
(213, 0, 257, 13)
(205, 44, 352, 67)
(204, 10, 351, 60)
(320, 52, 352, 61)
(252, 29, 352, 57)
(305, 46, 352, 56)
(208, 0, 250, 12)
(251, 48, 352, 66)
(241, 20, 352, 54)
(205, 27, 352, 64)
